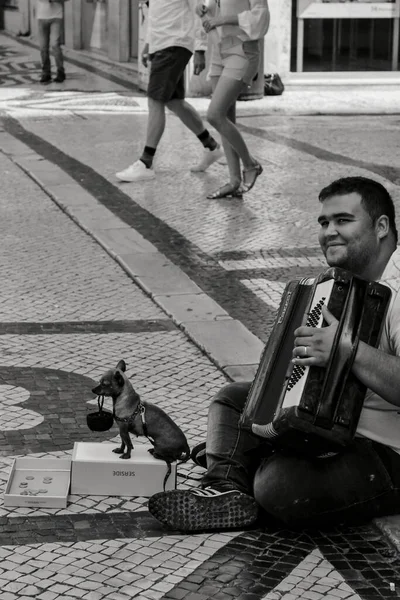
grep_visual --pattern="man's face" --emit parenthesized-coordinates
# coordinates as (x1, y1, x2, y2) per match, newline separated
(318, 192, 380, 276)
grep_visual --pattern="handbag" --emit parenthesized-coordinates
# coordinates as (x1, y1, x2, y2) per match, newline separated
(264, 73, 284, 96)
(86, 396, 114, 432)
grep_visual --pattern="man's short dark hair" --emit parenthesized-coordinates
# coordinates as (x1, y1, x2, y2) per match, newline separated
(319, 176, 398, 245)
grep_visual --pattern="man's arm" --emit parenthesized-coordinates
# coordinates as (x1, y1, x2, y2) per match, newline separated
(188, 0, 207, 75)
(188, 0, 208, 52)
(293, 305, 400, 407)
(351, 342, 400, 407)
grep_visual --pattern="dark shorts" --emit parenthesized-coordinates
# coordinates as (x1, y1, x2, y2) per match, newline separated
(147, 46, 192, 103)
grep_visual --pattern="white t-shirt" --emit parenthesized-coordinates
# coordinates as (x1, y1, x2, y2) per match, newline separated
(146, 0, 207, 54)
(357, 247, 400, 453)
(36, 0, 63, 20)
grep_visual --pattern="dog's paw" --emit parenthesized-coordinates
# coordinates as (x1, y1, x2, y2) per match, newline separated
(120, 453, 131, 459)
(113, 448, 124, 454)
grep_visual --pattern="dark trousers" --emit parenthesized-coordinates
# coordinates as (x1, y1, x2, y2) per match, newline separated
(202, 382, 400, 526)
(38, 18, 64, 75)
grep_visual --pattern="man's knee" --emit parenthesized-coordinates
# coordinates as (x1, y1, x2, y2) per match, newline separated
(166, 98, 183, 113)
(148, 96, 166, 111)
(211, 382, 251, 412)
(253, 455, 317, 524)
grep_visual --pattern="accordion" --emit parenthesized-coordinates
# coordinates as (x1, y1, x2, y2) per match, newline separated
(240, 267, 391, 456)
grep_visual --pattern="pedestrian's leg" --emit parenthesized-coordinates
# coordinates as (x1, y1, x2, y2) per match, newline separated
(148, 382, 271, 531)
(207, 76, 262, 192)
(144, 97, 166, 150)
(38, 20, 51, 82)
(254, 439, 400, 527)
(167, 96, 222, 171)
(207, 76, 255, 168)
(51, 19, 65, 82)
(140, 96, 166, 166)
(206, 76, 242, 198)
(166, 98, 206, 137)
(115, 96, 166, 182)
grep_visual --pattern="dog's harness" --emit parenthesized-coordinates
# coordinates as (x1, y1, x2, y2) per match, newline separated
(112, 398, 153, 442)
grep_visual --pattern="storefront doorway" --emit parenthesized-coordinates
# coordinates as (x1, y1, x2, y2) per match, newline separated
(82, 0, 108, 54)
(291, 0, 400, 72)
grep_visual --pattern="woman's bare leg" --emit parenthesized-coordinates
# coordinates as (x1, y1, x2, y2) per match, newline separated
(207, 76, 257, 170)
(210, 76, 241, 187)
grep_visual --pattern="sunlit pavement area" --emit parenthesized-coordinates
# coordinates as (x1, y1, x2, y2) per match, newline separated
(2, 32, 400, 600)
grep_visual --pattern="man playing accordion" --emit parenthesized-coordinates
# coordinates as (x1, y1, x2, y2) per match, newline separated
(149, 176, 400, 532)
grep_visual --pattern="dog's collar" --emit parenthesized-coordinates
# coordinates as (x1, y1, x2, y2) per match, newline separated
(113, 401, 143, 424)
(113, 401, 152, 441)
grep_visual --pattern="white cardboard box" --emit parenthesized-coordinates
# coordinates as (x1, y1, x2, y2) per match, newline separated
(4, 457, 71, 508)
(71, 442, 177, 497)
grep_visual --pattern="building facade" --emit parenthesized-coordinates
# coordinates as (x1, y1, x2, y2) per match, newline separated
(2, 0, 400, 80)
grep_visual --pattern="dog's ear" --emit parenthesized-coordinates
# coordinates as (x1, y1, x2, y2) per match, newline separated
(115, 370, 125, 387)
(116, 359, 126, 372)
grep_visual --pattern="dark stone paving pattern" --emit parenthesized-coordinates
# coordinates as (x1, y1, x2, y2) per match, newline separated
(0, 366, 111, 456)
(212, 248, 324, 261)
(0, 511, 170, 545)
(238, 123, 400, 186)
(162, 525, 400, 600)
(0, 319, 176, 335)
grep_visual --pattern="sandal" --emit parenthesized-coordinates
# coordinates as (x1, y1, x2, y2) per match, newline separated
(242, 162, 263, 193)
(206, 183, 243, 200)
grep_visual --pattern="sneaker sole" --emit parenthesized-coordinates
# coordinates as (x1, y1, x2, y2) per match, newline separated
(115, 174, 155, 183)
(148, 490, 259, 532)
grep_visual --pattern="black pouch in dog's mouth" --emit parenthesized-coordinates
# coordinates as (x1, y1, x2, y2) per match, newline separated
(87, 395, 114, 432)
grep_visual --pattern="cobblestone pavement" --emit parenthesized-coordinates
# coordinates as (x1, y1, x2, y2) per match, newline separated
(1, 34, 400, 600)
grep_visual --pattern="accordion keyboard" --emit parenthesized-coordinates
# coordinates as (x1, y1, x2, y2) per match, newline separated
(281, 279, 335, 410)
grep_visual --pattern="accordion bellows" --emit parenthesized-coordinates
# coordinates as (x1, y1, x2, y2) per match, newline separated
(240, 267, 391, 455)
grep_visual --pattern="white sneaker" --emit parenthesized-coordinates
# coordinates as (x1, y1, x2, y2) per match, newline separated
(115, 160, 155, 182)
(190, 145, 224, 172)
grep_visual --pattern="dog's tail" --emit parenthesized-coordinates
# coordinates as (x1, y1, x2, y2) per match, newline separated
(163, 461, 172, 492)
(162, 446, 191, 491)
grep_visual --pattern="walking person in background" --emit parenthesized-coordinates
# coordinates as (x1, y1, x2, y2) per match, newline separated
(36, 0, 68, 84)
(116, 0, 223, 183)
(197, 0, 270, 198)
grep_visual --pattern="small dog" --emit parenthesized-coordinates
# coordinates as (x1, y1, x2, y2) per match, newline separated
(92, 360, 190, 489)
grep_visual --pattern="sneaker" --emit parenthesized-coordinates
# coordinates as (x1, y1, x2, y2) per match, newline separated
(190, 145, 224, 172)
(148, 487, 259, 532)
(115, 160, 155, 183)
(190, 441, 206, 469)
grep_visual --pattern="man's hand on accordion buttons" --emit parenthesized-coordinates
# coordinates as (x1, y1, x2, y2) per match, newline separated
(292, 306, 339, 367)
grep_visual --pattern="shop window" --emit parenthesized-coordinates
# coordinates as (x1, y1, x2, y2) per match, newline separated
(292, 0, 400, 72)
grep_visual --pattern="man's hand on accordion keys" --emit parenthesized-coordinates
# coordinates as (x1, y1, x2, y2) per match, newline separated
(292, 305, 339, 367)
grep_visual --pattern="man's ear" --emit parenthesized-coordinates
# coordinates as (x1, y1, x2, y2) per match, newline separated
(115, 371, 125, 387)
(116, 359, 126, 372)
(376, 215, 390, 240)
